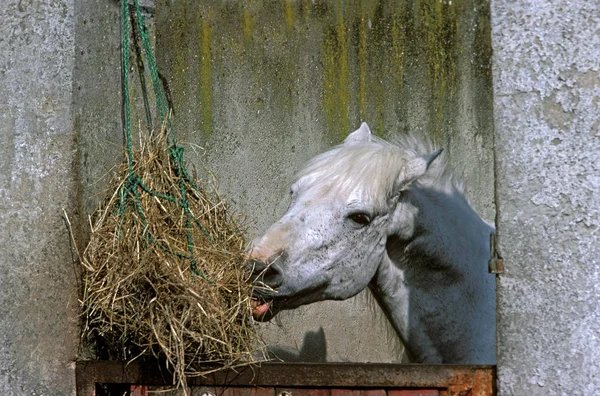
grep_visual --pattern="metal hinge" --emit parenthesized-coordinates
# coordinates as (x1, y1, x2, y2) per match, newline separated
(488, 232, 504, 274)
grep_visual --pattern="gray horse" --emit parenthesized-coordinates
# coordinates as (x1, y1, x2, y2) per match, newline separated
(249, 123, 495, 364)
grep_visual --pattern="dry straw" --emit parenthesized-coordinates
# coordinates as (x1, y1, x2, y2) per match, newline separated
(79, 126, 263, 390)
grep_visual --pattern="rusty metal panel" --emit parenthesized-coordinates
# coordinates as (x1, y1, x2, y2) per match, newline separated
(276, 389, 331, 396)
(331, 390, 387, 396)
(220, 387, 277, 396)
(388, 390, 440, 396)
(76, 362, 495, 396)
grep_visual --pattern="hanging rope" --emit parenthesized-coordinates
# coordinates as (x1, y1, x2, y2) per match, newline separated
(118, 0, 211, 280)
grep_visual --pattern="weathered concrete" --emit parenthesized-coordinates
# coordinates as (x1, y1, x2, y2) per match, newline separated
(74, 0, 157, 219)
(156, 0, 495, 362)
(0, 1, 79, 394)
(72, 0, 124, 220)
(491, 1, 600, 394)
(0, 0, 157, 392)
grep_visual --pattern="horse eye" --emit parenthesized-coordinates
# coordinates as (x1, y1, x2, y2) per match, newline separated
(348, 212, 371, 226)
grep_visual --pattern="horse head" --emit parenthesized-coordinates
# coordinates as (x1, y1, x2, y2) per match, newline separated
(248, 123, 442, 321)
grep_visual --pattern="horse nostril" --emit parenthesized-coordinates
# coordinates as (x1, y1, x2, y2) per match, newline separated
(247, 259, 268, 274)
(248, 256, 283, 289)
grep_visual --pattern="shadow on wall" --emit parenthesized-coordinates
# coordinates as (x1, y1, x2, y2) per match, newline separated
(267, 327, 328, 362)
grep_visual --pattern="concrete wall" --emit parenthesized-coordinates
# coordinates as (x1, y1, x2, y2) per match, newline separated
(0, 1, 79, 394)
(155, 0, 495, 363)
(0, 0, 156, 393)
(491, 0, 600, 394)
(74, 0, 157, 219)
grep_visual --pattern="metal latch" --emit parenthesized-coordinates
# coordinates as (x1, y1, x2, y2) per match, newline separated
(488, 232, 504, 274)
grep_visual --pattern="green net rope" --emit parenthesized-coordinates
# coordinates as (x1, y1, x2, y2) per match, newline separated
(118, 0, 211, 280)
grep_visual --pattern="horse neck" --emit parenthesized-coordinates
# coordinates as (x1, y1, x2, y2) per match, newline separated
(369, 184, 496, 364)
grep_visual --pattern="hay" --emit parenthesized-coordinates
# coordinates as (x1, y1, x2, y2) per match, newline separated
(80, 127, 263, 389)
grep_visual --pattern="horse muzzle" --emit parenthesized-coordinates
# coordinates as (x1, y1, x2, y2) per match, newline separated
(247, 255, 285, 321)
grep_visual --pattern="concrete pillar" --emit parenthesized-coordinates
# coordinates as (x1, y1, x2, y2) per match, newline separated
(492, 0, 600, 393)
(0, 0, 155, 392)
(0, 1, 78, 394)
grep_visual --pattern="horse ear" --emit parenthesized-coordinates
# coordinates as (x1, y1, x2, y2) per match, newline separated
(344, 122, 372, 145)
(394, 148, 443, 194)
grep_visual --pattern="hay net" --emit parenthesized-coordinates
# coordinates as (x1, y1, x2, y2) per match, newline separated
(79, 0, 262, 388)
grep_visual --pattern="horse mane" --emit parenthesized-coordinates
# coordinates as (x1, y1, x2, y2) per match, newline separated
(295, 133, 465, 210)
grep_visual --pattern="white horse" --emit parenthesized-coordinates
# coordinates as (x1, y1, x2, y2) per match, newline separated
(249, 123, 495, 364)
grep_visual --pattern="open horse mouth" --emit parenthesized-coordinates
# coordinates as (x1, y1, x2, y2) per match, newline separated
(251, 298, 277, 321)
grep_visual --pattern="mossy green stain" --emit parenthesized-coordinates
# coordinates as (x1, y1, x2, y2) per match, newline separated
(367, 1, 389, 138)
(390, 3, 407, 122)
(242, 6, 254, 43)
(299, 0, 311, 26)
(357, 5, 368, 122)
(284, 0, 296, 32)
(413, 0, 460, 142)
(322, 0, 350, 142)
(157, 0, 491, 152)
